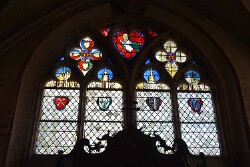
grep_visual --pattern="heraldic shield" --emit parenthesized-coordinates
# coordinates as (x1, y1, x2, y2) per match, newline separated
(187, 98, 203, 114)
(97, 97, 112, 111)
(53, 96, 69, 110)
(146, 97, 162, 111)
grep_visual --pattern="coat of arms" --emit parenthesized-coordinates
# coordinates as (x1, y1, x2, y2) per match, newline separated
(97, 97, 112, 111)
(53, 96, 69, 110)
(187, 98, 203, 114)
(146, 97, 162, 111)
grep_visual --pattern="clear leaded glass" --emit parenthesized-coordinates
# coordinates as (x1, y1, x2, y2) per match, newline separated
(136, 68, 174, 154)
(177, 70, 220, 155)
(136, 90, 174, 153)
(35, 66, 80, 154)
(35, 31, 223, 158)
(84, 68, 123, 153)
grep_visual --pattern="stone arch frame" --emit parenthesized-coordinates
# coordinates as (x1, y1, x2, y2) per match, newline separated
(4, 2, 249, 167)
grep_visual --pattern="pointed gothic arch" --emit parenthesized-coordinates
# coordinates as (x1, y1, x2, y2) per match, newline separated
(4, 2, 249, 167)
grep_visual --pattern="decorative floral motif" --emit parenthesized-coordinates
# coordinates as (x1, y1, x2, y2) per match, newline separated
(155, 40, 187, 77)
(113, 29, 145, 59)
(70, 37, 102, 75)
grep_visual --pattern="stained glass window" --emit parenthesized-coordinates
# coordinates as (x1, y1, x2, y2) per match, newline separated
(136, 68, 174, 154)
(177, 70, 220, 155)
(35, 66, 80, 154)
(113, 29, 145, 59)
(145, 58, 151, 64)
(100, 27, 111, 36)
(84, 68, 123, 153)
(60, 56, 64, 61)
(148, 30, 158, 38)
(155, 40, 187, 77)
(35, 31, 222, 158)
(69, 36, 102, 75)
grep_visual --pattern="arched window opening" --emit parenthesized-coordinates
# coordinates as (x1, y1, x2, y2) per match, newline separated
(177, 70, 220, 155)
(34, 30, 221, 157)
(35, 66, 80, 154)
(136, 68, 174, 154)
(135, 39, 221, 156)
(84, 68, 123, 153)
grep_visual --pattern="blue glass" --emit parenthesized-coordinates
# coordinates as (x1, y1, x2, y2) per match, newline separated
(145, 58, 151, 65)
(55, 67, 71, 78)
(80, 37, 94, 50)
(108, 58, 113, 64)
(143, 69, 160, 82)
(97, 68, 113, 81)
(185, 70, 200, 81)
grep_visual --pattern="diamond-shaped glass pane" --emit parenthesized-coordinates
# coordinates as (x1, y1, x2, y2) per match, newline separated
(178, 93, 215, 122)
(136, 91, 174, 154)
(35, 122, 77, 154)
(84, 122, 123, 153)
(41, 89, 80, 120)
(84, 88, 123, 153)
(181, 124, 220, 155)
(35, 88, 80, 154)
(85, 90, 123, 121)
(137, 122, 174, 145)
(177, 92, 220, 156)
